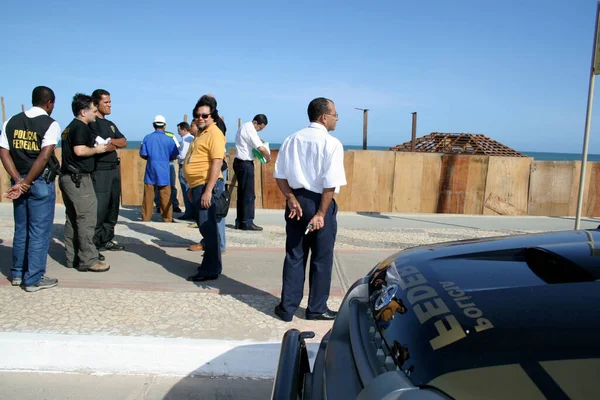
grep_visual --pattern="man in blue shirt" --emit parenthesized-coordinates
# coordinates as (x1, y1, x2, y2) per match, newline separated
(140, 115, 179, 222)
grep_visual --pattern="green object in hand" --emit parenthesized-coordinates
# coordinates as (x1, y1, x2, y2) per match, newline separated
(252, 143, 269, 164)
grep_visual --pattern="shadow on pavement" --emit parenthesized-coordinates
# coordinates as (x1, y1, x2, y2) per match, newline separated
(161, 343, 297, 399)
(549, 216, 600, 225)
(0, 241, 10, 280)
(0, 234, 67, 281)
(390, 215, 481, 230)
(118, 206, 194, 224)
(110, 221, 291, 320)
(117, 221, 197, 247)
(162, 376, 273, 400)
(357, 211, 391, 219)
(0, 220, 302, 321)
(117, 206, 144, 222)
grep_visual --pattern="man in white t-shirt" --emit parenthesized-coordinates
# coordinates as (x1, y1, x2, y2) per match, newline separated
(176, 121, 195, 220)
(233, 114, 270, 231)
(272, 98, 346, 322)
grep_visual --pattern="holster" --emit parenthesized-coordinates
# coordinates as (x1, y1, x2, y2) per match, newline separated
(68, 165, 82, 188)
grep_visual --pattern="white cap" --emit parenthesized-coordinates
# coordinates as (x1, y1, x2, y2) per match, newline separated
(153, 115, 166, 125)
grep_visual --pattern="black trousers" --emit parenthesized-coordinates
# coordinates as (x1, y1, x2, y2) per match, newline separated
(278, 189, 338, 319)
(92, 167, 121, 247)
(233, 158, 256, 228)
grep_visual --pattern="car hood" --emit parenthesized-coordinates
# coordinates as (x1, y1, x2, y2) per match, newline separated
(368, 229, 600, 386)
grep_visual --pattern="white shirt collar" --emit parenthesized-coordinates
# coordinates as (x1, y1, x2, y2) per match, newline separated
(308, 122, 328, 132)
(28, 106, 49, 116)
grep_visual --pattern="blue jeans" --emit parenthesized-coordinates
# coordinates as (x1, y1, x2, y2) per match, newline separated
(178, 165, 194, 217)
(12, 176, 56, 286)
(192, 183, 223, 276)
(199, 172, 227, 252)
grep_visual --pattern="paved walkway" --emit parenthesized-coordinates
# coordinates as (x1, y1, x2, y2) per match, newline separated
(0, 203, 597, 377)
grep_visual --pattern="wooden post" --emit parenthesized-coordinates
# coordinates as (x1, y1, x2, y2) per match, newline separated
(21, 104, 25, 112)
(411, 112, 417, 152)
(183, 114, 188, 123)
(355, 107, 369, 150)
(1, 97, 5, 123)
(238, 118, 242, 128)
(362, 109, 368, 150)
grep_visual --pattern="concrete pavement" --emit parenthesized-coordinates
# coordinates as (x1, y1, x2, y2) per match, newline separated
(0, 203, 597, 385)
(0, 372, 273, 400)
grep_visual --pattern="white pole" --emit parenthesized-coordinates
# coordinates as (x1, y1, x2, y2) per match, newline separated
(575, 1, 600, 230)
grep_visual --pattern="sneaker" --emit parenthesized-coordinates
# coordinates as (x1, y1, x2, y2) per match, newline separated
(24, 276, 58, 292)
(78, 262, 110, 273)
(100, 240, 125, 251)
(173, 207, 182, 213)
(11, 277, 22, 286)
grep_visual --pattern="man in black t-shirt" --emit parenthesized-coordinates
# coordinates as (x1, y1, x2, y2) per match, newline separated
(59, 93, 110, 273)
(89, 89, 127, 252)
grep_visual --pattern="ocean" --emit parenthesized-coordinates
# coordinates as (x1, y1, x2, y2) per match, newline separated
(117, 141, 600, 162)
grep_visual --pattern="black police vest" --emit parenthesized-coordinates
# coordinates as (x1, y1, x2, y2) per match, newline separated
(4, 112, 56, 174)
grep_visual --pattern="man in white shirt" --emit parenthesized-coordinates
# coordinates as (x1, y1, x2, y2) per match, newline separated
(233, 114, 270, 231)
(273, 98, 346, 322)
(176, 121, 195, 220)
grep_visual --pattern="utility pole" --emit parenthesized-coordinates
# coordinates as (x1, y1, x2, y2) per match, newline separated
(238, 117, 242, 128)
(411, 112, 418, 152)
(21, 104, 25, 113)
(1, 97, 5, 123)
(575, 1, 600, 230)
(355, 108, 369, 150)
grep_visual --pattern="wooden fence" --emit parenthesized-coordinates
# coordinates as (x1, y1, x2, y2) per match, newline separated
(1, 149, 599, 217)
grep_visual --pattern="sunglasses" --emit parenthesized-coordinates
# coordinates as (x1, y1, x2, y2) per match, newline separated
(194, 113, 211, 119)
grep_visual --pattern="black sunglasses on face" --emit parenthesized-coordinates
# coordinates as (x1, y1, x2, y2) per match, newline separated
(194, 113, 211, 119)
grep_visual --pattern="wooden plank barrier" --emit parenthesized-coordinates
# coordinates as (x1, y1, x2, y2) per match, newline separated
(483, 157, 532, 215)
(0, 164, 10, 200)
(528, 161, 581, 216)
(350, 150, 396, 212)
(392, 153, 442, 213)
(119, 149, 145, 206)
(335, 150, 355, 211)
(54, 148, 64, 205)
(437, 155, 489, 214)
(585, 162, 600, 217)
(1, 148, 600, 217)
(261, 149, 285, 209)
(254, 151, 263, 209)
(227, 148, 238, 205)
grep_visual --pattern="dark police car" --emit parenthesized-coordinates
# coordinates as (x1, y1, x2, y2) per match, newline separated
(272, 229, 600, 399)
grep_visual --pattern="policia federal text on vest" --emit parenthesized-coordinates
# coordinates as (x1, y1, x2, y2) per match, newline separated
(5, 112, 61, 183)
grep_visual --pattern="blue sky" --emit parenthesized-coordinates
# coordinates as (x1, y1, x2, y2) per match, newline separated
(1, 0, 599, 153)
